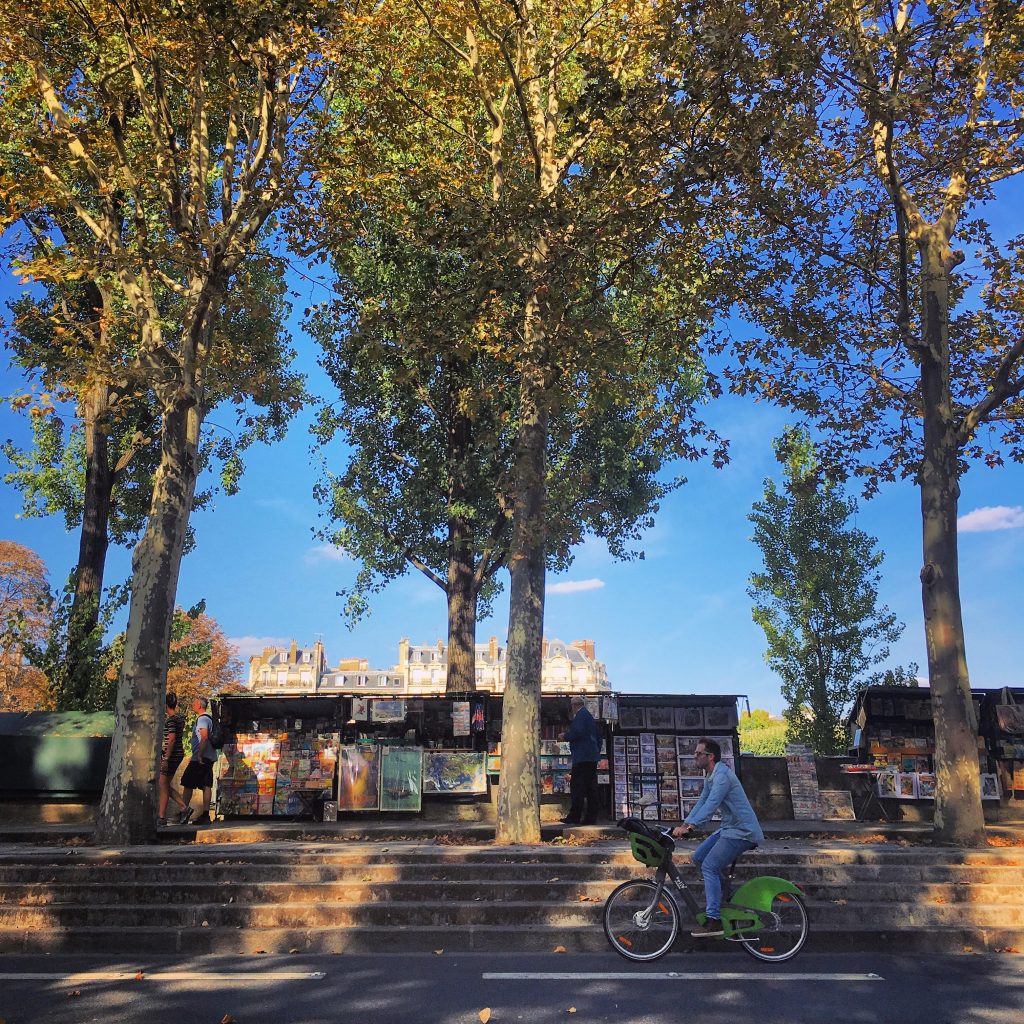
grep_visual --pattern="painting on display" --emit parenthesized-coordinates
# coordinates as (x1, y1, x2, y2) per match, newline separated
(371, 699, 407, 723)
(379, 747, 423, 812)
(421, 751, 488, 794)
(617, 705, 645, 730)
(675, 707, 704, 731)
(644, 706, 675, 730)
(337, 744, 381, 810)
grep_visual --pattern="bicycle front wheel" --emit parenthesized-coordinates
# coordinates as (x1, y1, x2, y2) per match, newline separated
(603, 879, 680, 962)
(737, 891, 809, 963)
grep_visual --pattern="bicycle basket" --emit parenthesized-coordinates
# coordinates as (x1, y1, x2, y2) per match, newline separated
(618, 817, 673, 868)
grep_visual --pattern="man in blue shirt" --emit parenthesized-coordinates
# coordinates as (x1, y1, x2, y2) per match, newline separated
(672, 736, 764, 937)
(561, 695, 602, 825)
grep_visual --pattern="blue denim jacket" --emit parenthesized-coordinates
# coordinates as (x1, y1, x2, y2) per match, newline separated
(685, 761, 764, 842)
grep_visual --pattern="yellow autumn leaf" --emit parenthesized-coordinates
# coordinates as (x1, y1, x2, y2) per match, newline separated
(553, 945, 567, 953)
(479, 1009, 491, 1023)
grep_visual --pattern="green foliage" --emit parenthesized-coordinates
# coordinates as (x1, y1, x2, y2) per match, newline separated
(738, 709, 789, 757)
(749, 428, 905, 755)
(22, 576, 128, 712)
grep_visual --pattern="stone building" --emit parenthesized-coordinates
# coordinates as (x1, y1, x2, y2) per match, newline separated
(247, 636, 609, 695)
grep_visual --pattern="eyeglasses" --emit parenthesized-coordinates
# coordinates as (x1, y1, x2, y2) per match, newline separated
(695, 750, 709, 758)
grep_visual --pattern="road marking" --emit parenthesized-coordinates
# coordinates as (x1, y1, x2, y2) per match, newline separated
(0, 972, 326, 983)
(483, 972, 884, 982)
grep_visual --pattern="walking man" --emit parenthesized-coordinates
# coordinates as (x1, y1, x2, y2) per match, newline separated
(180, 697, 217, 825)
(672, 737, 764, 937)
(561, 695, 602, 825)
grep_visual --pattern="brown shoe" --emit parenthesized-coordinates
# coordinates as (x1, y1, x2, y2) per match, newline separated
(691, 918, 724, 938)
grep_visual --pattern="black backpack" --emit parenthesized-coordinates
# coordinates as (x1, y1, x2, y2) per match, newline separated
(207, 705, 226, 750)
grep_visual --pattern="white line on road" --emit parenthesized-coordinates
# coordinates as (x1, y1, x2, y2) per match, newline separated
(0, 972, 326, 983)
(483, 972, 884, 982)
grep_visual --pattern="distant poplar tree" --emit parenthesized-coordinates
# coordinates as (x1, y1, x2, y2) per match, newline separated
(748, 429, 908, 755)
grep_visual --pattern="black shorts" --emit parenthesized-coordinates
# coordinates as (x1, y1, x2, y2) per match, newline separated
(160, 755, 183, 779)
(180, 759, 214, 789)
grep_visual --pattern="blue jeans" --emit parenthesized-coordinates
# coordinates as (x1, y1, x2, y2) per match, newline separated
(692, 830, 757, 921)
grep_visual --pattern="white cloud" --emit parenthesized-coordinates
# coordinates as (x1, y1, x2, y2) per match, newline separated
(229, 635, 292, 661)
(548, 578, 605, 595)
(304, 544, 351, 565)
(958, 505, 1024, 533)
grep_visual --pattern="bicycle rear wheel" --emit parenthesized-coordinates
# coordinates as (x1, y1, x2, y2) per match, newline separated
(603, 879, 679, 962)
(737, 891, 809, 963)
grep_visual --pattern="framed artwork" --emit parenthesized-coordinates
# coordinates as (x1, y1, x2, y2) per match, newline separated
(337, 744, 381, 810)
(678, 776, 704, 798)
(645, 706, 676, 730)
(917, 773, 936, 799)
(676, 736, 699, 756)
(704, 705, 738, 730)
(818, 790, 856, 820)
(379, 747, 422, 812)
(876, 771, 898, 798)
(896, 772, 919, 799)
(421, 751, 487, 794)
(371, 699, 406, 723)
(675, 707, 704, 731)
(980, 773, 1001, 800)
(617, 705, 645, 730)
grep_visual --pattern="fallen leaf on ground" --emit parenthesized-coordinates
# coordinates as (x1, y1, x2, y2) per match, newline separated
(253, 949, 267, 954)
(220, 1016, 237, 1024)
(289, 948, 300, 954)
(68, 990, 81, 998)
(996, 946, 1021, 954)
(568, 1008, 577, 1014)
(553, 945, 567, 954)
(963, 946, 974, 953)
(434, 949, 444, 955)
(134, 971, 144, 981)
(479, 1008, 491, 1023)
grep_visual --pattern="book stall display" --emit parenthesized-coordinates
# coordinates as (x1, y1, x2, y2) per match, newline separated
(848, 685, 994, 819)
(982, 687, 1024, 805)
(610, 696, 741, 824)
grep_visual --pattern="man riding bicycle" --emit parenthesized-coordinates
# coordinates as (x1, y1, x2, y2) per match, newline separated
(672, 737, 764, 937)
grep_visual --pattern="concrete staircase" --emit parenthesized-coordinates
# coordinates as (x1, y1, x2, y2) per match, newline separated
(1, 840, 1022, 956)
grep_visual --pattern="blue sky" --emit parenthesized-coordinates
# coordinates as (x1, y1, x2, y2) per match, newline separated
(3, 201, 1023, 717)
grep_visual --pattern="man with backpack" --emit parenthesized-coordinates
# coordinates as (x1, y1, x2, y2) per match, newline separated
(179, 696, 219, 825)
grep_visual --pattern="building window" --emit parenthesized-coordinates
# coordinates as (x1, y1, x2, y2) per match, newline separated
(277, 671, 287, 686)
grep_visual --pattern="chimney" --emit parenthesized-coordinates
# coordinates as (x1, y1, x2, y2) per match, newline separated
(571, 639, 596, 661)
(488, 635, 498, 661)
(398, 637, 410, 667)
(541, 637, 549, 659)
(289, 640, 297, 663)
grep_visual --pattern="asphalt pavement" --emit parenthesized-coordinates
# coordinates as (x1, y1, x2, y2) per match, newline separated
(1, 950, 1022, 1023)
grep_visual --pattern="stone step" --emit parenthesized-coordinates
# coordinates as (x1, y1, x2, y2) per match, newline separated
(3, 893, 1023, 932)
(2, 878, 1022, 908)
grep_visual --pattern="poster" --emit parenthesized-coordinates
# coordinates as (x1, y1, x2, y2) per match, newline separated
(601, 695, 618, 723)
(451, 701, 471, 737)
(617, 705, 645, 730)
(421, 751, 487, 794)
(785, 742, 822, 819)
(352, 697, 369, 721)
(380, 747, 423, 812)
(337, 744, 381, 810)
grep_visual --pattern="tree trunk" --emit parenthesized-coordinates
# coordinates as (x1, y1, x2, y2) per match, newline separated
(93, 397, 202, 845)
(495, 334, 548, 845)
(446, 537, 478, 694)
(62, 381, 113, 709)
(917, 231, 985, 847)
(446, 381, 477, 693)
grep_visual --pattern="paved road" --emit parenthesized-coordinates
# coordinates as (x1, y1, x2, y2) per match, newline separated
(1, 951, 1022, 1023)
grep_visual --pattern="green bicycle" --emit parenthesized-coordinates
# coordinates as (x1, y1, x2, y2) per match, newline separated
(604, 817, 810, 963)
